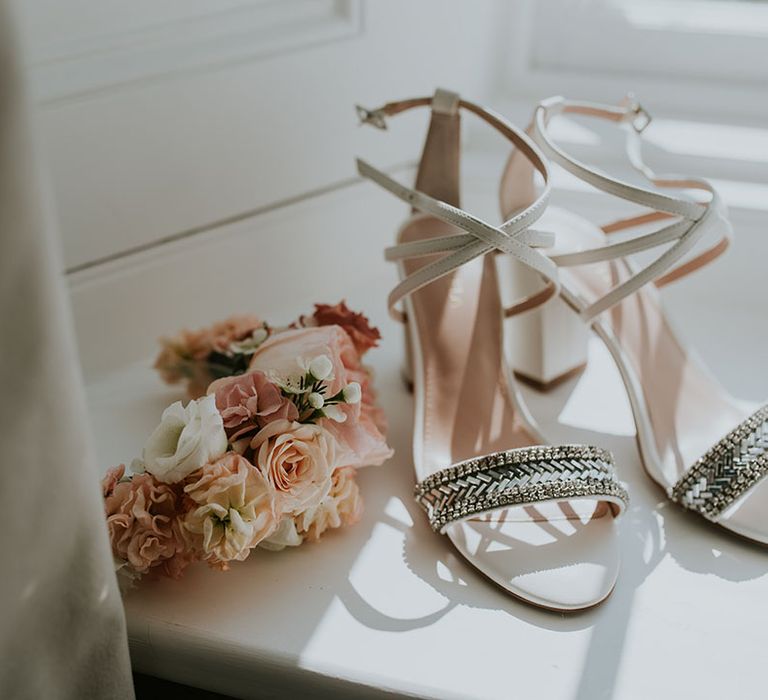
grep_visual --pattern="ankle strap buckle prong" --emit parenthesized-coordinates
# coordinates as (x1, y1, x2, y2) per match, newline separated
(356, 105, 388, 130)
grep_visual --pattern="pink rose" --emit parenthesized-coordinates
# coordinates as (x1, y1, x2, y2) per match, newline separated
(102, 466, 189, 578)
(330, 339, 393, 468)
(249, 326, 354, 397)
(311, 301, 381, 356)
(251, 420, 336, 515)
(182, 452, 278, 569)
(249, 327, 393, 469)
(297, 467, 363, 542)
(357, 369, 388, 434)
(209, 371, 298, 449)
(335, 364, 391, 458)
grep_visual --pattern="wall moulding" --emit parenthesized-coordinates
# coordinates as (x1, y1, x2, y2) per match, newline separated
(25, 0, 362, 104)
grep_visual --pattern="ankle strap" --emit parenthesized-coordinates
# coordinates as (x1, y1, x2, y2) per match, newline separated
(357, 90, 559, 322)
(533, 96, 700, 217)
(528, 96, 733, 323)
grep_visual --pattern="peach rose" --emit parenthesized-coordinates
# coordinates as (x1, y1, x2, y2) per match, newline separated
(251, 419, 336, 515)
(297, 467, 363, 542)
(249, 327, 393, 470)
(311, 301, 381, 355)
(182, 452, 278, 569)
(208, 371, 298, 449)
(102, 466, 189, 578)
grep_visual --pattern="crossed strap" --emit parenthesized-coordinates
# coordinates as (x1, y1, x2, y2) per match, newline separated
(671, 405, 768, 522)
(356, 89, 560, 323)
(527, 96, 733, 323)
(357, 93, 630, 531)
(414, 445, 629, 534)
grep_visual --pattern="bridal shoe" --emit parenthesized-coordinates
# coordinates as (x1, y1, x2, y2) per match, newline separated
(357, 89, 628, 610)
(502, 95, 768, 544)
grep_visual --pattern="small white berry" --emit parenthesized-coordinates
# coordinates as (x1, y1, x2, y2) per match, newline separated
(308, 392, 324, 409)
(308, 355, 333, 381)
(342, 381, 362, 404)
(251, 327, 269, 345)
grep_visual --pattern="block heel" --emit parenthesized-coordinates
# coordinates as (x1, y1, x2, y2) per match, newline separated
(499, 257, 588, 390)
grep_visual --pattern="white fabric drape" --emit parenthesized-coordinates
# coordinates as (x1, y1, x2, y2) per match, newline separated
(0, 2, 134, 698)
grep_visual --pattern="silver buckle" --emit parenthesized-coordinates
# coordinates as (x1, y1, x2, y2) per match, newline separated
(630, 103, 652, 133)
(355, 104, 388, 130)
(620, 94, 652, 133)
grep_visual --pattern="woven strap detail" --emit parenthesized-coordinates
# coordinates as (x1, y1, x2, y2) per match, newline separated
(414, 445, 629, 534)
(670, 404, 768, 521)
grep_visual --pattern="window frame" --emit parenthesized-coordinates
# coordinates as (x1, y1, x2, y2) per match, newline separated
(504, 0, 768, 126)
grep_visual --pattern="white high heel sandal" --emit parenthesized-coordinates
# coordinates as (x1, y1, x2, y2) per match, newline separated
(357, 89, 628, 611)
(502, 95, 768, 545)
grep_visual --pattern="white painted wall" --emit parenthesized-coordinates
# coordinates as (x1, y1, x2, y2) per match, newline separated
(13, 0, 766, 356)
(17, 0, 509, 271)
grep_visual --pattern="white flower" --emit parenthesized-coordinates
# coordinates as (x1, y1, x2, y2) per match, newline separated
(342, 382, 361, 404)
(308, 355, 333, 381)
(259, 517, 304, 551)
(308, 392, 325, 409)
(268, 370, 306, 395)
(323, 404, 347, 423)
(142, 395, 228, 483)
(228, 326, 269, 355)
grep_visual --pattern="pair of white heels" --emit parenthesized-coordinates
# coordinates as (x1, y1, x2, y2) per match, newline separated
(357, 88, 768, 612)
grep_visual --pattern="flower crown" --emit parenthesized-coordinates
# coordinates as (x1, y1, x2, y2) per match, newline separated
(102, 302, 392, 588)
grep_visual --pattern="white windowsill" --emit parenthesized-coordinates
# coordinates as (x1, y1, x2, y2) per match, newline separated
(74, 151, 768, 698)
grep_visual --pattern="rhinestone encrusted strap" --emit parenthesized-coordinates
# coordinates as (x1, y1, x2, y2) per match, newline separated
(670, 404, 768, 521)
(414, 445, 629, 534)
